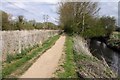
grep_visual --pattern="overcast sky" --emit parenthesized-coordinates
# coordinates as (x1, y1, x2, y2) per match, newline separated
(1, 0, 119, 25)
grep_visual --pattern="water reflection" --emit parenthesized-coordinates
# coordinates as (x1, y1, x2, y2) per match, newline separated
(90, 40, 120, 76)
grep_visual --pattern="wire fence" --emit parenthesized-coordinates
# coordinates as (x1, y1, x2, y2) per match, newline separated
(1, 30, 59, 61)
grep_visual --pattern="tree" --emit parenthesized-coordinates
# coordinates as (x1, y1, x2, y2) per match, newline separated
(99, 16, 116, 37)
(58, 2, 116, 38)
(58, 2, 100, 35)
(18, 15, 24, 23)
(47, 22, 58, 29)
(17, 15, 25, 30)
(58, 2, 74, 33)
(1, 10, 11, 30)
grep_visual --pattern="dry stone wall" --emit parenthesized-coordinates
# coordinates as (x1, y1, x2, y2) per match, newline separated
(1, 30, 59, 61)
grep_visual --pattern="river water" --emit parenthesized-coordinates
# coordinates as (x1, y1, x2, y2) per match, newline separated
(89, 40, 120, 77)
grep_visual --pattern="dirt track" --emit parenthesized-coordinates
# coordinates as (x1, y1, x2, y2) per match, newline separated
(20, 35, 66, 78)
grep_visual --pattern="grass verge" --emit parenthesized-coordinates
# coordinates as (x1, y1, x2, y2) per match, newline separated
(5, 44, 39, 63)
(2, 35, 60, 78)
(73, 50, 117, 78)
(57, 36, 77, 78)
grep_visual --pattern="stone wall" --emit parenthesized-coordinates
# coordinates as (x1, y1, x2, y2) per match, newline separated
(1, 30, 59, 61)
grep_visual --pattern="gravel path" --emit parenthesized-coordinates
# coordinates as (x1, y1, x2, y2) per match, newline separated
(20, 35, 66, 78)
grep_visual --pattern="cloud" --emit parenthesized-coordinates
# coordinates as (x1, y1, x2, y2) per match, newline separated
(1, 1, 59, 24)
(99, 2, 118, 25)
(1, 0, 119, 25)
(12, 2, 26, 8)
(2, 0, 59, 4)
(99, 2, 118, 19)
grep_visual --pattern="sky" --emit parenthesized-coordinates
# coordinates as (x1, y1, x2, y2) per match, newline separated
(0, 0, 119, 25)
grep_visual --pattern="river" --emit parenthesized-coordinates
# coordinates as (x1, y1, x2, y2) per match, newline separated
(89, 40, 120, 77)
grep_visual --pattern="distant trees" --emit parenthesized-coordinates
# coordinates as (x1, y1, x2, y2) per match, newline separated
(1, 10, 58, 31)
(35, 22, 58, 30)
(44, 22, 58, 30)
(58, 2, 116, 38)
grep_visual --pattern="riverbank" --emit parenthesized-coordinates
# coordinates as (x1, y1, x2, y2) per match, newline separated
(88, 31, 120, 76)
(106, 42, 120, 52)
(55, 35, 117, 78)
(90, 35, 120, 52)
(89, 39, 120, 77)
(73, 36, 117, 78)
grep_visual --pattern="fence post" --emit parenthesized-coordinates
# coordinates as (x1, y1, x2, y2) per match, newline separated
(18, 31, 21, 53)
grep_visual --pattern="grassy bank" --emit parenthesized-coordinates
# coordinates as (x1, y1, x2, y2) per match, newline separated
(74, 51, 117, 78)
(57, 36, 77, 78)
(73, 36, 117, 78)
(2, 35, 60, 78)
(55, 35, 117, 78)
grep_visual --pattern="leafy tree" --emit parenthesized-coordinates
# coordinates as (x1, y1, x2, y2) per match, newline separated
(58, 2, 100, 35)
(18, 15, 24, 23)
(99, 16, 116, 37)
(58, 2, 74, 33)
(1, 10, 11, 30)
(58, 2, 116, 38)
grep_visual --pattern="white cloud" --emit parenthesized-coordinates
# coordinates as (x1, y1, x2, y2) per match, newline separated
(12, 2, 26, 8)
(2, 1, 59, 24)
(99, 2, 118, 24)
(99, 2, 118, 18)
(2, 0, 119, 3)
(60, 0, 119, 2)
(1, 0, 119, 25)
(2, 0, 59, 4)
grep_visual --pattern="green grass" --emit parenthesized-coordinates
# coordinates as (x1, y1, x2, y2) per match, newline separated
(6, 45, 39, 63)
(57, 36, 77, 78)
(74, 52, 98, 62)
(2, 35, 60, 78)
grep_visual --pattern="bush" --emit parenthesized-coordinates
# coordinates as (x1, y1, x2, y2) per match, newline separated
(6, 54, 15, 63)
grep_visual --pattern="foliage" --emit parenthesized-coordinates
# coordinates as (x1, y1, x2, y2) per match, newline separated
(35, 22, 44, 29)
(99, 16, 116, 37)
(18, 15, 24, 23)
(58, 2, 116, 38)
(0, 10, 58, 30)
(108, 32, 120, 49)
(58, 2, 99, 34)
(1, 11, 11, 30)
